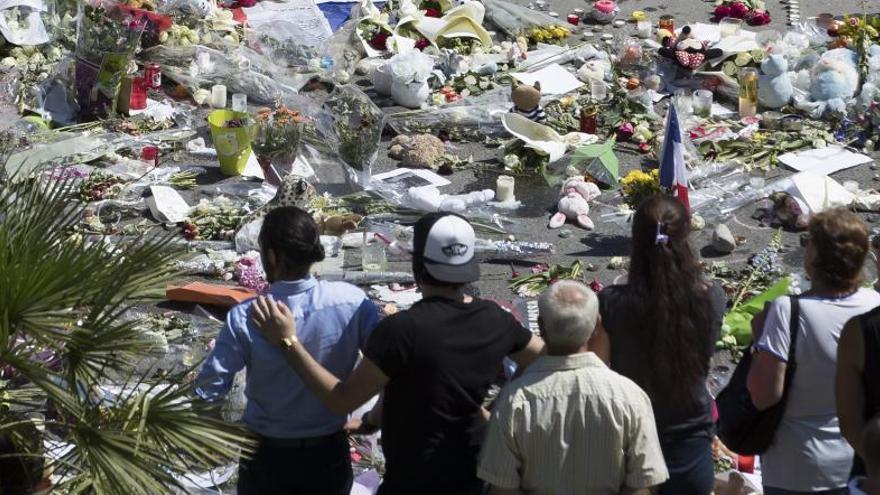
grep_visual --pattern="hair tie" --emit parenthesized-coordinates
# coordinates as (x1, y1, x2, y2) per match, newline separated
(655, 222, 669, 246)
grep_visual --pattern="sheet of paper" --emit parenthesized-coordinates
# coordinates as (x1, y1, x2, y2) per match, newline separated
(241, 152, 266, 180)
(783, 171, 854, 214)
(778, 145, 873, 175)
(146, 185, 191, 223)
(243, 0, 332, 47)
(678, 22, 757, 44)
(371, 167, 451, 189)
(511, 63, 583, 96)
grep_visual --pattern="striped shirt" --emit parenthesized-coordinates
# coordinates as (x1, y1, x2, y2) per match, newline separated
(478, 352, 669, 494)
(511, 105, 547, 123)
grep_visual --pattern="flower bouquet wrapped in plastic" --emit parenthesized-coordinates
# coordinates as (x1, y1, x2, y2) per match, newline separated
(74, 0, 146, 120)
(313, 84, 385, 182)
(481, 0, 571, 44)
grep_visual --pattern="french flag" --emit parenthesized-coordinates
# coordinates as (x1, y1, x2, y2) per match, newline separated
(659, 103, 689, 210)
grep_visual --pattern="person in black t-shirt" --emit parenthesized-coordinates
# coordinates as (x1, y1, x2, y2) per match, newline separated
(252, 212, 545, 495)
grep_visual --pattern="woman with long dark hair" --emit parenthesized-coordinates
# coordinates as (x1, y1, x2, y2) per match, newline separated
(598, 194, 725, 494)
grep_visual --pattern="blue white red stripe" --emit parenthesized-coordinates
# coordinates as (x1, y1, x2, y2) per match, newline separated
(659, 103, 689, 210)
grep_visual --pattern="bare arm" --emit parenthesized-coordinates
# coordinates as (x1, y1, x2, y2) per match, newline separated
(509, 334, 545, 368)
(747, 350, 786, 411)
(837, 317, 867, 458)
(253, 296, 388, 415)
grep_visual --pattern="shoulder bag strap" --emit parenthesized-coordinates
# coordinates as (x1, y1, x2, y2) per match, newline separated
(780, 296, 800, 398)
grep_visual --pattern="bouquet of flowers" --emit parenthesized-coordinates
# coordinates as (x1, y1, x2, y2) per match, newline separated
(318, 85, 385, 173)
(619, 169, 659, 208)
(712, 0, 770, 26)
(482, 0, 572, 44)
(509, 261, 584, 298)
(75, 1, 146, 119)
(251, 106, 308, 166)
(181, 197, 246, 241)
(358, 19, 394, 54)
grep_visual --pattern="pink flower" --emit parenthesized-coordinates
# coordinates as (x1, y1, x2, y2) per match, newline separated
(617, 122, 635, 141)
(729, 2, 749, 19)
(350, 452, 363, 463)
(530, 264, 550, 274)
(747, 9, 771, 26)
(638, 142, 652, 154)
(848, 17, 860, 27)
(589, 280, 605, 293)
(713, 4, 732, 21)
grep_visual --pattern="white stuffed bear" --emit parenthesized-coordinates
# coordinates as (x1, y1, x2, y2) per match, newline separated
(758, 54, 793, 110)
(795, 48, 860, 117)
(548, 177, 601, 230)
(405, 186, 495, 214)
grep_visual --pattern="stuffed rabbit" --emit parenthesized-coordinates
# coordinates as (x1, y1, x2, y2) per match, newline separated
(549, 177, 601, 230)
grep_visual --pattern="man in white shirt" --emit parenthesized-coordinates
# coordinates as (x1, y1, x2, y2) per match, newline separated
(478, 281, 669, 495)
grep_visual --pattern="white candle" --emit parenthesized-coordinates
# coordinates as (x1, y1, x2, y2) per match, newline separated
(636, 20, 652, 38)
(496, 175, 516, 203)
(211, 84, 227, 109)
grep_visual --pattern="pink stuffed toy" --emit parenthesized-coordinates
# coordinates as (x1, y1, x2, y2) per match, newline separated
(549, 176, 601, 230)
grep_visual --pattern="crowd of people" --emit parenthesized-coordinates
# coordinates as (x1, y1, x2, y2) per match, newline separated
(195, 194, 880, 495)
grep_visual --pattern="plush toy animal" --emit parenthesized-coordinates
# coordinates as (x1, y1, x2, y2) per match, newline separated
(388, 134, 446, 169)
(658, 26, 723, 71)
(794, 48, 860, 117)
(548, 177, 601, 230)
(758, 54, 793, 110)
(510, 81, 547, 123)
(406, 186, 495, 213)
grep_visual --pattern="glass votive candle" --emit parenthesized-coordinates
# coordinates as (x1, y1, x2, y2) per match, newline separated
(361, 241, 387, 272)
(210, 84, 227, 109)
(636, 19, 652, 38)
(738, 67, 758, 118)
(231, 93, 247, 113)
(591, 80, 607, 101)
(719, 17, 743, 37)
(693, 90, 713, 118)
(674, 88, 693, 115)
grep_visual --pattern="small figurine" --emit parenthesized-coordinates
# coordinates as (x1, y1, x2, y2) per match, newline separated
(510, 81, 547, 123)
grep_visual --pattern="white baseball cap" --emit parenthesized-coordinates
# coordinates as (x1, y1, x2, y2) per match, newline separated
(414, 212, 479, 284)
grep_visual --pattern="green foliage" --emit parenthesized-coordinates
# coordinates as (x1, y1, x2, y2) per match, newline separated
(0, 172, 251, 494)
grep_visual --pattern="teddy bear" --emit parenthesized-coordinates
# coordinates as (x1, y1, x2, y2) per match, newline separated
(405, 186, 495, 213)
(510, 81, 547, 123)
(794, 48, 860, 117)
(658, 26, 723, 71)
(388, 134, 446, 169)
(758, 54, 794, 110)
(548, 176, 601, 230)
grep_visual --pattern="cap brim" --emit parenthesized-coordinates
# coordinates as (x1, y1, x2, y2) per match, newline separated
(423, 257, 480, 284)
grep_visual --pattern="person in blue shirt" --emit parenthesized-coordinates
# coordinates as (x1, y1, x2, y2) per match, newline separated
(195, 206, 380, 495)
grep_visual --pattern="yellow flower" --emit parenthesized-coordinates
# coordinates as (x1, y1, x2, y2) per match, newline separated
(752, 132, 767, 144)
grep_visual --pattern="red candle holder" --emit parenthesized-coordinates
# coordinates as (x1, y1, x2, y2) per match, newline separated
(129, 77, 147, 111)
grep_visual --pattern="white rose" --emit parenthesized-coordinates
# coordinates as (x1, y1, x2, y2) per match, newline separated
(46, 46, 62, 61)
(10, 47, 24, 58)
(0, 57, 16, 69)
(223, 34, 236, 44)
(158, 31, 169, 43)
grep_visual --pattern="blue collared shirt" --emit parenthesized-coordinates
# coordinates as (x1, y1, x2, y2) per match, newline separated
(196, 276, 380, 439)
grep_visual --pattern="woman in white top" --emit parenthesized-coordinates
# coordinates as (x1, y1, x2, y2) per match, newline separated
(748, 208, 880, 495)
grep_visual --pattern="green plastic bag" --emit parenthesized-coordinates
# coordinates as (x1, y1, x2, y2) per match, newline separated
(723, 277, 791, 345)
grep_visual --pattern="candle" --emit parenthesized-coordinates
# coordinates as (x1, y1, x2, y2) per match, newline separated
(693, 90, 713, 118)
(673, 88, 693, 115)
(658, 14, 675, 33)
(739, 67, 758, 117)
(636, 19, 652, 38)
(591, 80, 607, 101)
(496, 175, 516, 203)
(232, 93, 247, 113)
(567, 13, 580, 25)
(210, 84, 227, 109)
(719, 17, 742, 37)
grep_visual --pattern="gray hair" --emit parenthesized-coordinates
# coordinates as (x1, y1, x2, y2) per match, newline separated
(537, 280, 599, 350)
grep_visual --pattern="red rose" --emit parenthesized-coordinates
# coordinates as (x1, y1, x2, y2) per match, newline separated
(415, 38, 430, 50)
(237, 0, 257, 7)
(713, 4, 732, 21)
(729, 2, 749, 19)
(368, 32, 390, 50)
(617, 122, 635, 141)
(425, 7, 441, 17)
(638, 142, 652, 154)
(747, 9, 771, 26)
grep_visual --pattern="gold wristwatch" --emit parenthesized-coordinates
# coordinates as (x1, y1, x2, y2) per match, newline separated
(280, 336, 299, 351)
